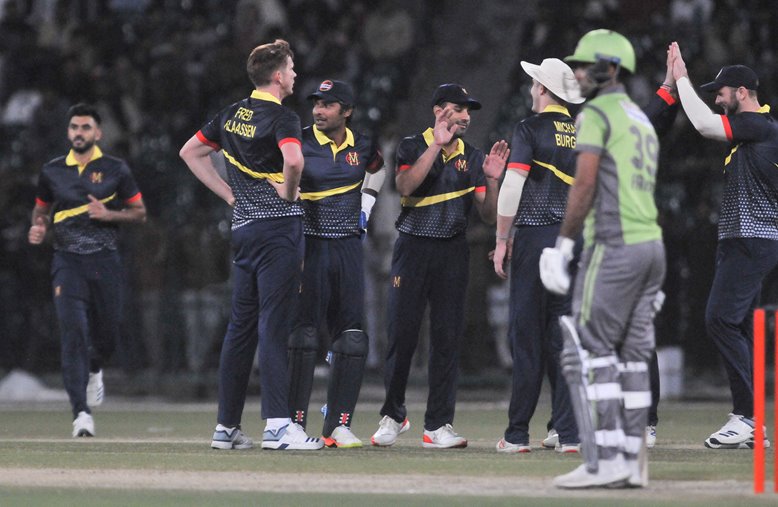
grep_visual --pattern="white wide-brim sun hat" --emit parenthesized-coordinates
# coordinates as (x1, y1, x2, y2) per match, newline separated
(520, 58, 585, 104)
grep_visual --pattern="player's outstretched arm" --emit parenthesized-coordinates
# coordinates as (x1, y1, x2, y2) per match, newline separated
(671, 42, 728, 141)
(475, 140, 510, 225)
(395, 107, 455, 196)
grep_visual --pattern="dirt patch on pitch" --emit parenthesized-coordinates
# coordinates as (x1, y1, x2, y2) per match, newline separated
(0, 467, 753, 500)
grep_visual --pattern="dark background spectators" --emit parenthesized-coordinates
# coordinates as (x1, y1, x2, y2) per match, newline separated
(1, 0, 775, 395)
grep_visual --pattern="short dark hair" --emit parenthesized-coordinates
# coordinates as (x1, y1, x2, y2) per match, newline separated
(67, 103, 101, 124)
(246, 39, 294, 87)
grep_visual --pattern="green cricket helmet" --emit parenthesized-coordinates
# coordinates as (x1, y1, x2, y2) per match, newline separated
(565, 29, 636, 74)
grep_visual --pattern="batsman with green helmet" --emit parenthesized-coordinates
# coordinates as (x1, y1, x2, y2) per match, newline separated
(540, 29, 666, 489)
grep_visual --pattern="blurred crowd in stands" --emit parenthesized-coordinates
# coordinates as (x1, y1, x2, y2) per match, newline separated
(1, 0, 776, 386)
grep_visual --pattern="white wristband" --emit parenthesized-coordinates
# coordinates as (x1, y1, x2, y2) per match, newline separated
(361, 193, 377, 221)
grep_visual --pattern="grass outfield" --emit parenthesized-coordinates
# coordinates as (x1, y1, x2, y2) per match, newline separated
(0, 397, 775, 506)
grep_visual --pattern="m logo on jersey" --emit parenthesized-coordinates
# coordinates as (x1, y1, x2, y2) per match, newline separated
(90, 172, 103, 184)
(393, 276, 401, 288)
(319, 80, 333, 91)
(345, 152, 359, 166)
(454, 159, 468, 172)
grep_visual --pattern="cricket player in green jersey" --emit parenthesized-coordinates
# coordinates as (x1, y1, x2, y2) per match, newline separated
(540, 29, 666, 489)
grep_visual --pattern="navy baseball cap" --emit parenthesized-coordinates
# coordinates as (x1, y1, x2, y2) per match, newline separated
(700, 65, 759, 92)
(307, 80, 354, 105)
(431, 83, 482, 110)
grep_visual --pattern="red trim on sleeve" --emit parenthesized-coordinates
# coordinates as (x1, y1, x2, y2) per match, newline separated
(656, 88, 676, 106)
(125, 192, 142, 204)
(474, 186, 487, 193)
(196, 130, 220, 150)
(397, 164, 412, 172)
(278, 137, 302, 148)
(35, 198, 51, 208)
(721, 115, 733, 141)
(507, 162, 531, 174)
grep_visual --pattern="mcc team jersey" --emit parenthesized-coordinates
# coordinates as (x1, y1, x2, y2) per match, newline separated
(299, 125, 382, 238)
(395, 128, 486, 238)
(197, 90, 303, 230)
(35, 146, 142, 254)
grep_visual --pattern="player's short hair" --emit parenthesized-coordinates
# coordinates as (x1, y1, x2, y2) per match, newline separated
(547, 89, 565, 105)
(67, 103, 101, 124)
(246, 39, 294, 87)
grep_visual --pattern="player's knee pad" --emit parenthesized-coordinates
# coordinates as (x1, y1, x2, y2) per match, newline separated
(618, 361, 651, 410)
(331, 329, 368, 357)
(289, 326, 318, 350)
(324, 330, 368, 433)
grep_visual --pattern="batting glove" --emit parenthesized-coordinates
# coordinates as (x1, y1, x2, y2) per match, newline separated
(650, 290, 666, 318)
(539, 236, 575, 295)
(360, 193, 376, 239)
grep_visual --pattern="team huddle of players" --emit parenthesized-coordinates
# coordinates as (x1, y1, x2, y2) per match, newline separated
(31, 27, 778, 491)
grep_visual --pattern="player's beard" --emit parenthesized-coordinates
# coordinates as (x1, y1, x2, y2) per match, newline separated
(720, 96, 739, 116)
(453, 123, 468, 138)
(71, 138, 95, 154)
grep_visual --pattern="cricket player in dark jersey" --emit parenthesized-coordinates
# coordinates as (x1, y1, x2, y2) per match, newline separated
(492, 58, 584, 454)
(179, 39, 322, 451)
(371, 84, 509, 449)
(28, 103, 146, 437)
(287, 80, 385, 448)
(671, 42, 778, 450)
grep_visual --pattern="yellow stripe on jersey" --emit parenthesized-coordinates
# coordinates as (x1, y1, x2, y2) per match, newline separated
(401, 187, 475, 208)
(300, 181, 361, 201)
(53, 193, 117, 224)
(223, 149, 284, 183)
(724, 144, 740, 166)
(532, 159, 575, 185)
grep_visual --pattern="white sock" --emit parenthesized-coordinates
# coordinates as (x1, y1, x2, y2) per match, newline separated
(265, 417, 291, 431)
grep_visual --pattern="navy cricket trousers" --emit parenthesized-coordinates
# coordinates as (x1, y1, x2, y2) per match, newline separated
(217, 217, 303, 425)
(296, 235, 364, 337)
(381, 232, 469, 431)
(504, 224, 578, 445)
(706, 237, 778, 418)
(52, 250, 122, 419)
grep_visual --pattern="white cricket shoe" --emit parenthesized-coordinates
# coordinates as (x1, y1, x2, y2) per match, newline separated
(86, 370, 104, 407)
(323, 425, 363, 448)
(211, 424, 253, 450)
(626, 456, 648, 488)
(72, 411, 95, 438)
(422, 424, 467, 449)
(261, 422, 323, 450)
(553, 454, 631, 489)
(704, 413, 771, 449)
(371, 416, 410, 447)
(496, 438, 530, 453)
(542, 428, 558, 449)
(555, 442, 580, 453)
(645, 425, 657, 448)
